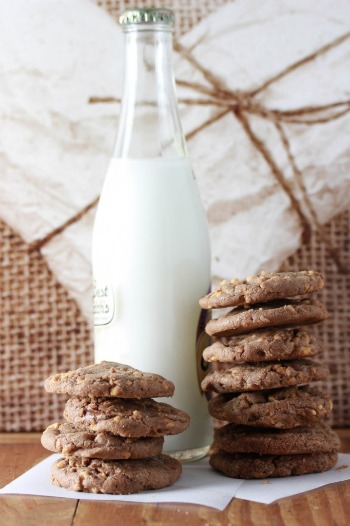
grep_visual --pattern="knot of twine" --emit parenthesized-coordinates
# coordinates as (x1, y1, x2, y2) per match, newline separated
(32, 31, 350, 273)
(173, 32, 350, 274)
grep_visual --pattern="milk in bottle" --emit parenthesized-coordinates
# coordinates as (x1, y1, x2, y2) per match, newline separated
(92, 8, 212, 461)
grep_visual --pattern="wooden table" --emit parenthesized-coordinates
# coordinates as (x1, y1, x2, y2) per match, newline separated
(1, 431, 349, 526)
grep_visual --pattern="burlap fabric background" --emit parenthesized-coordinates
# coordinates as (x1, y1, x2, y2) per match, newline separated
(0, 0, 349, 431)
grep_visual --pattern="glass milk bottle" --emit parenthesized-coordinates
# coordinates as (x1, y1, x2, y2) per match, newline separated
(92, 8, 212, 461)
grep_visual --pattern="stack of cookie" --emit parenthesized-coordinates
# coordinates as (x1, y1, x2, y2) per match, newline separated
(42, 361, 189, 494)
(199, 270, 341, 479)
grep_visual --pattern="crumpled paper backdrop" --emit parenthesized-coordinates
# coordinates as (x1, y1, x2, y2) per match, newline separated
(0, 0, 121, 317)
(0, 0, 349, 319)
(175, 0, 350, 282)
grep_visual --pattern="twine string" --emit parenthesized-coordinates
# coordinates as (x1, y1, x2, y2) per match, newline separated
(249, 30, 350, 97)
(173, 32, 350, 273)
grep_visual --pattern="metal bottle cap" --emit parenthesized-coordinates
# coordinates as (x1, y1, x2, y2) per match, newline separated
(119, 8, 175, 27)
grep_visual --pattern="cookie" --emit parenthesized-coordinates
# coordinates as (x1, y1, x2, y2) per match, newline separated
(204, 328, 320, 363)
(209, 451, 337, 479)
(213, 423, 340, 455)
(205, 299, 328, 337)
(41, 422, 164, 459)
(64, 396, 190, 437)
(207, 386, 332, 428)
(201, 359, 329, 394)
(200, 271, 323, 309)
(51, 454, 182, 494)
(44, 361, 174, 399)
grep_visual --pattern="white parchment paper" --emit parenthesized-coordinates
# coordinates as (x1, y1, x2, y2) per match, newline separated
(1, 453, 350, 508)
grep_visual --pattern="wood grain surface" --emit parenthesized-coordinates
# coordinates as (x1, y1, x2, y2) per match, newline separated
(0, 431, 349, 526)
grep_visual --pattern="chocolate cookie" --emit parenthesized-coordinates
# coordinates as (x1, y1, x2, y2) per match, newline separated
(51, 454, 182, 494)
(204, 328, 320, 363)
(205, 299, 328, 337)
(201, 359, 329, 394)
(44, 361, 174, 399)
(209, 451, 337, 479)
(207, 386, 332, 428)
(200, 271, 324, 309)
(64, 396, 190, 437)
(213, 423, 340, 455)
(41, 422, 164, 459)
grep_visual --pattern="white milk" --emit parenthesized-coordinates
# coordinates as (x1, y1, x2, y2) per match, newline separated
(92, 157, 212, 457)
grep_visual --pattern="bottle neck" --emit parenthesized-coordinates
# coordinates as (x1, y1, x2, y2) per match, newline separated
(113, 27, 187, 159)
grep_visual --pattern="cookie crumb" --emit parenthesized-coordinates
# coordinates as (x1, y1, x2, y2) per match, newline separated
(336, 464, 348, 471)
